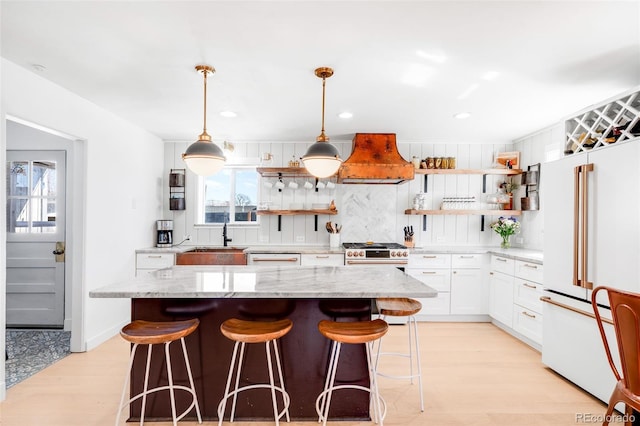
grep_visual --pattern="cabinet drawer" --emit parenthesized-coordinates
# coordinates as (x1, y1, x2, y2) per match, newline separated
(417, 293, 450, 316)
(491, 255, 514, 275)
(515, 260, 543, 283)
(513, 306, 543, 345)
(406, 269, 451, 292)
(451, 253, 487, 269)
(136, 253, 175, 270)
(514, 279, 543, 313)
(408, 253, 451, 269)
(301, 253, 344, 266)
(248, 253, 301, 265)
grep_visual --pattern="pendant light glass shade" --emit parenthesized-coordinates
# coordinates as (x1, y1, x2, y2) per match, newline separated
(182, 65, 226, 176)
(302, 141, 342, 178)
(302, 67, 342, 178)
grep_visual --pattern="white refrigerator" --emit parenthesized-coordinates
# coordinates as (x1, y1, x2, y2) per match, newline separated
(542, 139, 640, 405)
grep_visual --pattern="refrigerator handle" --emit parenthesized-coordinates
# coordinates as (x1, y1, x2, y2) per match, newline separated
(582, 163, 594, 289)
(573, 165, 580, 286)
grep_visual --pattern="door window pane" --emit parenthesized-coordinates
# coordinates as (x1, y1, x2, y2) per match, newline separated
(6, 160, 57, 233)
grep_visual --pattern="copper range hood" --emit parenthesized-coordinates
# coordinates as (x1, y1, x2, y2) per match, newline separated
(337, 133, 414, 184)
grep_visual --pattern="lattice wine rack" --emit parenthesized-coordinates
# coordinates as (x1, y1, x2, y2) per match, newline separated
(565, 88, 640, 155)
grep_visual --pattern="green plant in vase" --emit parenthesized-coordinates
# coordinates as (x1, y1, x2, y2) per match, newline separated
(490, 216, 521, 248)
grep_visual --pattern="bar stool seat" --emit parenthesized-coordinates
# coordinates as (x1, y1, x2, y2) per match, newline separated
(375, 297, 424, 412)
(117, 319, 202, 426)
(316, 319, 389, 426)
(218, 318, 293, 426)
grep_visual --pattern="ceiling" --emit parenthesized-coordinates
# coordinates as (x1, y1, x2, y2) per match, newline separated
(2, 1, 639, 145)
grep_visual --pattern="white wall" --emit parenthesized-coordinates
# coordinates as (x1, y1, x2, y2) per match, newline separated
(164, 137, 546, 249)
(0, 58, 164, 399)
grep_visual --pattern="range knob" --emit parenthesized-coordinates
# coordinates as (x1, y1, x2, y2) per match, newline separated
(402, 251, 408, 257)
(347, 251, 353, 257)
(359, 250, 365, 257)
(391, 251, 396, 257)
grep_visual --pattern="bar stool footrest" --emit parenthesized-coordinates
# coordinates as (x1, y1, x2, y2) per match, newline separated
(315, 384, 387, 423)
(217, 384, 291, 421)
(118, 385, 199, 423)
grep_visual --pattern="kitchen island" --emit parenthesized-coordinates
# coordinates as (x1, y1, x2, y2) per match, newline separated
(90, 265, 436, 422)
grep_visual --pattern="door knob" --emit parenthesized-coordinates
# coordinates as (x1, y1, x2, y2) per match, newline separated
(52, 249, 65, 255)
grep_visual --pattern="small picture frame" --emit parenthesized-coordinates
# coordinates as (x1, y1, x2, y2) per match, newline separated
(495, 151, 520, 169)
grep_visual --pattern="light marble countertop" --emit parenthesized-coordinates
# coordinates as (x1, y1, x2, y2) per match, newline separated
(411, 245, 543, 263)
(90, 265, 437, 299)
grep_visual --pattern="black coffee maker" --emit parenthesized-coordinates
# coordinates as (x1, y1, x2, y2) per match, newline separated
(156, 220, 173, 248)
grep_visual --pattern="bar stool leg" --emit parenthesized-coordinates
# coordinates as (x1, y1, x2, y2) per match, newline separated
(164, 342, 178, 426)
(140, 344, 153, 426)
(266, 340, 280, 426)
(229, 342, 247, 422)
(179, 337, 203, 422)
(318, 341, 342, 426)
(409, 316, 424, 412)
(366, 342, 383, 425)
(116, 344, 139, 426)
(271, 339, 291, 422)
(219, 341, 241, 426)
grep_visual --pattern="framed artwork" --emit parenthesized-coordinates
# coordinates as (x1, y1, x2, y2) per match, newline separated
(495, 151, 520, 169)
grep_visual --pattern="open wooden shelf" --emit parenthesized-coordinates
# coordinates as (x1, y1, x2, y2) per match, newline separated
(257, 167, 324, 178)
(405, 209, 521, 216)
(257, 209, 337, 216)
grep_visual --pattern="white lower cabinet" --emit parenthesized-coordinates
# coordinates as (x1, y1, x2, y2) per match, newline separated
(135, 253, 175, 275)
(489, 268, 514, 327)
(489, 254, 544, 349)
(300, 253, 344, 266)
(408, 252, 489, 320)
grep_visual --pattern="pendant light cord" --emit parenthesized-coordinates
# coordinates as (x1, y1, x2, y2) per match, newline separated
(320, 76, 326, 139)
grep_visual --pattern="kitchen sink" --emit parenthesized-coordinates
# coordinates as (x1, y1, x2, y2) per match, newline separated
(184, 247, 246, 253)
(176, 247, 247, 265)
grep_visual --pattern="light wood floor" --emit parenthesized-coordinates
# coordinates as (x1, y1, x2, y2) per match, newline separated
(1, 322, 607, 425)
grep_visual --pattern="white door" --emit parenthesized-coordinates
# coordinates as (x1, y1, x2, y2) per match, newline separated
(6, 150, 66, 327)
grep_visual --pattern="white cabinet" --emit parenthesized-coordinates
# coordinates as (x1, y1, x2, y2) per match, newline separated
(451, 254, 489, 315)
(512, 260, 544, 345)
(407, 252, 489, 320)
(300, 253, 344, 266)
(247, 253, 301, 265)
(407, 253, 451, 318)
(135, 253, 175, 275)
(489, 254, 544, 349)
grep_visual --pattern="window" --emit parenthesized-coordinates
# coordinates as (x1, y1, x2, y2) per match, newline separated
(6, 160, 58, 234)
(197, 166, 259, 225)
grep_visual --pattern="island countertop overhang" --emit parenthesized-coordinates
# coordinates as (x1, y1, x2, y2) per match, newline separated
(90, 265, 437, 299)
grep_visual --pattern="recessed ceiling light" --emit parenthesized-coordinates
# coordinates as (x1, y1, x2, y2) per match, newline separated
(454, 112, 471, 120)
(219, 111, 237, 118)
(338, 111, 353, 119)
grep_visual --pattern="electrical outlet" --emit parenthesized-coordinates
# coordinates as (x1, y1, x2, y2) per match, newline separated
(515, 237, 524, 244)
(436, 235, 445, 243)
(259, 235, 269, 243)
(296, 235, 305, 243)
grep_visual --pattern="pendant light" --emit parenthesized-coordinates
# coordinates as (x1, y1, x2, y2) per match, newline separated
(182, 65, 226, 176)
(301, 67, 342, 178)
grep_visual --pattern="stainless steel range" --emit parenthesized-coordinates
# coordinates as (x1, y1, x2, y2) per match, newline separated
(343, 242, 409, 266)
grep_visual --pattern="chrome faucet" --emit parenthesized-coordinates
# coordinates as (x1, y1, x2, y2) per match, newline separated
(223, 213, 232, 247)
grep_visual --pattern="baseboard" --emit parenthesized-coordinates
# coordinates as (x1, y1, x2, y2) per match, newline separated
(491, 319, 542, 352)
(416, 314, 491, 322)
(85, 321, 128, 351)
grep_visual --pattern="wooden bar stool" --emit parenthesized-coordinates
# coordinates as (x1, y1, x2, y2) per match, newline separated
(217, 318, 293, 426)
(116, 318, 202, 426)
(375, 297, 424, 412)
(316, 319, 389, 426)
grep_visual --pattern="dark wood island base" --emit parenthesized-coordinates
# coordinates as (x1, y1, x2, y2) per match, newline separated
(128, 298, 373, 422)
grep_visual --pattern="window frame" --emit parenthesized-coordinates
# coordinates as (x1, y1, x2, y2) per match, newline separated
(194, 165, 260, 227)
